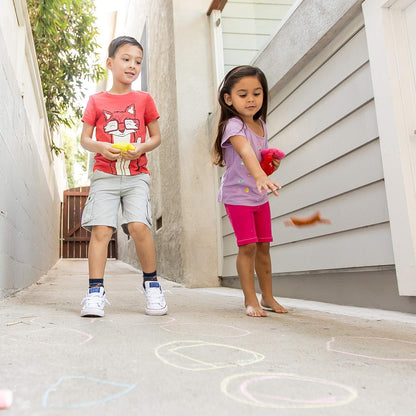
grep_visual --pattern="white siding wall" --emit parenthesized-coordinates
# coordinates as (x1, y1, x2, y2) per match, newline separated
(221, 0, 296, 73)
(363, 0, 416, 295)
(221, 6, 395, 277)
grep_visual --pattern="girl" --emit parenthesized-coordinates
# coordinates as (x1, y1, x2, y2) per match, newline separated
(212, 65, 287, 317)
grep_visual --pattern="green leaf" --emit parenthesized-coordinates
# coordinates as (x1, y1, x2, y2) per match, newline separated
(27, 0, 105, 133)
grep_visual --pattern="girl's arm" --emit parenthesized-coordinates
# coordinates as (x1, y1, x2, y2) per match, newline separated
(229, 135, 280, 196)
(124, 119, 161, 160)
(80, 122, 121, 160)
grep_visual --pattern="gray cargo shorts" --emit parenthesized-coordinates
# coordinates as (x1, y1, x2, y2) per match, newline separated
(81, 170, 152, 235)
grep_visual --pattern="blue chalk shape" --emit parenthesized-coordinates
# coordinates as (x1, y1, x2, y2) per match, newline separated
(42, 376, 136, 408)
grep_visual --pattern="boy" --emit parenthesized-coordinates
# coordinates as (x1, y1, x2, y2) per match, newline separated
(80, 36, 167, 317)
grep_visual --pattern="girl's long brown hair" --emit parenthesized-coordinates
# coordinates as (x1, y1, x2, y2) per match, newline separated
(211, 65, 268, 166)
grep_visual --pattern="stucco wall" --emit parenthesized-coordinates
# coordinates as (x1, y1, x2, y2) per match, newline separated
(0, 0, 62, 297)
(171, 0, 219, 287)
(115, 0, 219, 287)
(115, 0, 184, 282)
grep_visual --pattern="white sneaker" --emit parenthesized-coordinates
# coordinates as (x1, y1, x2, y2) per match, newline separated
(144, 281, 168, 316)
(80, 286, 109, 317)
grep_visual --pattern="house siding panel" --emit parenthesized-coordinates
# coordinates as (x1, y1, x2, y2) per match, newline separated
(269, 63, 374, 153)
(221, 0, 296, 73)
(220, 4, 394, 278)
(223, 223, 394, 276)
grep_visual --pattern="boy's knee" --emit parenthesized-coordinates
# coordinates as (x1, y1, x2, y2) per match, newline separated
(91, 226, 114, 242)
(128, 222, 149, 237)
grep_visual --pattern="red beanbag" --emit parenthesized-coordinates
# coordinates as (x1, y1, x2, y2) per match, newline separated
(260, 148, 285, 175)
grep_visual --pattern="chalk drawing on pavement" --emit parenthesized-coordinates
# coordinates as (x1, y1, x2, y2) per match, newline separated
(2, 327, 93, 345)
(42, 376, 136, 408)
(155, 340, 264, 370)
(327, 336, 416, 361)
(160, 323, 250, 338)
(221, 372, 358, 409)
(134, 316, 176, 326)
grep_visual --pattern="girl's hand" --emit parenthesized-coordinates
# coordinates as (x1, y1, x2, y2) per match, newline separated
(272, 158, 281, 171)
(256, 175, 281, 196)
(228, 135, 282, 196)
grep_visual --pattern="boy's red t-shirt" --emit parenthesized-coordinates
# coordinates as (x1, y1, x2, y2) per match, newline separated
(82, 91, 160, 175)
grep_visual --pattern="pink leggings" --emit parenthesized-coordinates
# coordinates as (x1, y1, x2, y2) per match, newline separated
(225, 202, 273, 247)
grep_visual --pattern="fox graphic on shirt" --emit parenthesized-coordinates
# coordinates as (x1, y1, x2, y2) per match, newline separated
(103, 104, 142, 175)
(82, 90, 159, 176)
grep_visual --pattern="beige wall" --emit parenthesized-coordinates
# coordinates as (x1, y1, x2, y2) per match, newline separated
(115, 0, 219, 287)
(171, 0, 219, 287)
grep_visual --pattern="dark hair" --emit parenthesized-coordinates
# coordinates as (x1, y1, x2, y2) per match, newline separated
(211, 65, 268, 166)
(108, 36, 143, 57)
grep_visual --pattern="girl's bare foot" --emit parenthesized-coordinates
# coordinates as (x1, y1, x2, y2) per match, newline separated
(261, 297, 288, 313)
(246, 305, 268, 317)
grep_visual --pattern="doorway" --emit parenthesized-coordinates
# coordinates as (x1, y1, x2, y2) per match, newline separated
(60, 187, 117, 258)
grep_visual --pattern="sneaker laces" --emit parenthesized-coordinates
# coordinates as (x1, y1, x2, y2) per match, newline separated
(138, 287, 171, 295)
(80, 292, 110, 307)
(143, 286, 167, 307)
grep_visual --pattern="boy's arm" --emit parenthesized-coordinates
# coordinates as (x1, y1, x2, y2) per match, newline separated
(229, 135, 280, 196)
(80, 122, 121, 160)
(143, 119, 161, 152)
(124, 119, 161, 160)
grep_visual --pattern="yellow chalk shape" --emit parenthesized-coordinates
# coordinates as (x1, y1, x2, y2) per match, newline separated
(155, 340, 264, 371)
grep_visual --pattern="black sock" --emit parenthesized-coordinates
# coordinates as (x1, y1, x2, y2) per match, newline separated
(143, 271, 157, 288)
(89, 278, 104, 289)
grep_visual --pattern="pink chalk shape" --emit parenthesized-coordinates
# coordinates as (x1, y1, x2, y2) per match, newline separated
(221, 372, 357, 409)
(326, 336, 416, 361)
(0, 389, 13, 409)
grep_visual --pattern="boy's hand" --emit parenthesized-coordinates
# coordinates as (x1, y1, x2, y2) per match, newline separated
(122, 143, 145, 160)
(100, 142, 122, 160)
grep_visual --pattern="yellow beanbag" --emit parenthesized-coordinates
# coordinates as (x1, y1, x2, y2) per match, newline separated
(111, 142, 135, 153)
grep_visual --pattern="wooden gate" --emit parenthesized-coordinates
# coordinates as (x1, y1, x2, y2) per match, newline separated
(60, 186, 117, 259)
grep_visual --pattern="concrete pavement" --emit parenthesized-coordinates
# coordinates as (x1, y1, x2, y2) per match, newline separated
(1, 259, 416, 415)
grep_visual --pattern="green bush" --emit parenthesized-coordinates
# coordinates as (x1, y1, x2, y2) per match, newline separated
(27, 0, 106, 134)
